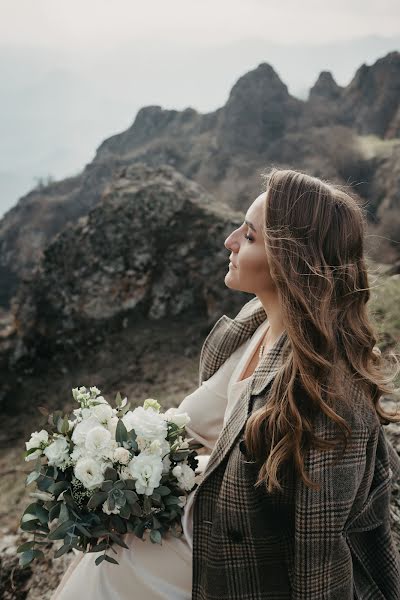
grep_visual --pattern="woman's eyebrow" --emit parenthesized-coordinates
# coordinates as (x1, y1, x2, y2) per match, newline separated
(245, 219, 257, 233)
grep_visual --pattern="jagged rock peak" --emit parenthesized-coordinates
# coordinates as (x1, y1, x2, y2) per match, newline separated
(309, 71, 343, 100)
(227, 62, 289, 101)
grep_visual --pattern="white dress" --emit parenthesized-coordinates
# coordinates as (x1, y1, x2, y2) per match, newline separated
(50, 319, 270, 600)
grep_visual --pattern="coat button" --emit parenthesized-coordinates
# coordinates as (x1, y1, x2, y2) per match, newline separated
(228, 528, 243, 543)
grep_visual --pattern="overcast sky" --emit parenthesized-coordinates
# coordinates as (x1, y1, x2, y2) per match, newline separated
(2, 0, 400, 47)
(1, 0, 400, 218)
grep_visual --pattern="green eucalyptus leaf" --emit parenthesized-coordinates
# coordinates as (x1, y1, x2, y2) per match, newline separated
(35, 504, 49, 525)
(155, 486, 171, 496)
(104, 555, 119, 564)
(115, 420, 128, 444)
(26, 466, 41, 485)
(95, 554, 106, 566)
(75, 523, 92, 537)
(19, 550, 35, 567)
(150, 529, 162, 544)
(54, 543, 72, 558)
(17, 541, 36, 553)
(48, 519, 75, 540)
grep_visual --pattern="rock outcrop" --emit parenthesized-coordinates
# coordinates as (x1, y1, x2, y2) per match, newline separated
(9, 163, 248, 368)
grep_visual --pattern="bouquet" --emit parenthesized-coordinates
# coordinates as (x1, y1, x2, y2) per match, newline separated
(17, 386, 200, 567)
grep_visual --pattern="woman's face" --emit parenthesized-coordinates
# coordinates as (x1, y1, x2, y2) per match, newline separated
(224, 192, 276, 294)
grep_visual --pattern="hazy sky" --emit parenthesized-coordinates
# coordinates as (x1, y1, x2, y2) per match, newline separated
(2, 0, 400, 47)
(1, 0, 400, 218)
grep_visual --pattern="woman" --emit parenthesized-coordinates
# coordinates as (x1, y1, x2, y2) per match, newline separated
(51, 168, 400, 599)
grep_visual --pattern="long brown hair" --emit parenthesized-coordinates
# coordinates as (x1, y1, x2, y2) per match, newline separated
(244, 167, 400, 494)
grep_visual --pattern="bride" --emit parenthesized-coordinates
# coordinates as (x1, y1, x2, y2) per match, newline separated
(51, 167, 400, 600)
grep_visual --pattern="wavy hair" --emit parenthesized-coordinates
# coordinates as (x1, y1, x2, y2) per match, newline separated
(243, 167, 400, 494)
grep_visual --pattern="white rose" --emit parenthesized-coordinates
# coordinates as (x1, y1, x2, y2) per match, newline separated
(113, 447, 131, 465)
(163, 408, 191, 428)
(74, 457, 105, 490)
(71, 416, 100, 446)
(172, 462, 196, 491)
(102, 499, 121, 515)
(127, 452, 163, 496)
(43, 436, 70, 467)
(122, 407, 168, 443)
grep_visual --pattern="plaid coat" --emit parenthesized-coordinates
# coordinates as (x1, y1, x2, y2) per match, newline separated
(191, 296, 400, 600)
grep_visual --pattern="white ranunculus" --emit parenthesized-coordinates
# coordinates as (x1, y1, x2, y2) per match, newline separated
(127, 452, 163, 496)
(44, 436, 70, 467)
(172, 462, 196, 491)
(122, 407, 168, 443)
(163, 407, 191, 428)
(71, 416, 101, 446)
(74, 457, 105, 490)
(113, 447, 131, 465)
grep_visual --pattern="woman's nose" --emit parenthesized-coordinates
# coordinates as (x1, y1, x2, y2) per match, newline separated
(224, 230, 238, 251)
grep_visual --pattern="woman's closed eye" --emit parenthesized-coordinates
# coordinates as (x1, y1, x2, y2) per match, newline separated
(244, 232, 254, 242)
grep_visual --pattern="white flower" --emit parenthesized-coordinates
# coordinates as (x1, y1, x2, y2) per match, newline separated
(44, 436, 70, 467)
(70, 445, 84, 463)
(74, 457, 105, 490)
(119, 465, 132, 480)
(122, 407, 168, 443)
(71, 416, 101, 446)
(90, 386, 101, 397)
(177, 495, 187, 507)
(84, 426, 112, 455)
(163, 408, 191, 428)
(102, 499, 121, 515)
(113, 447, 131, 465)
(91, 395, 108, 406)
(172, 462, 196, 491)
(25, 430, 49, 461)
(91, 403, 114, 427)
(128, 452, 163, 496)
(68, 419, 76, 432)
(108, 416, 119, 437)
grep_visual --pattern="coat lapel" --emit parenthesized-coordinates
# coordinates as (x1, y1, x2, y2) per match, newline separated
(193, 296, 289, 501)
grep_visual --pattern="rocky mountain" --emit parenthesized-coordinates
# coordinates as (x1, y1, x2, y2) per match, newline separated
(1, 51, 400, 312)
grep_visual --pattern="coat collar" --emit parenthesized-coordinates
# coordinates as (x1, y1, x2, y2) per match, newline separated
(194, 297, 289, 497)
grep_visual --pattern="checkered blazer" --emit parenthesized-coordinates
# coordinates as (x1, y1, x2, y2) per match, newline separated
(191, 296, 400, 600)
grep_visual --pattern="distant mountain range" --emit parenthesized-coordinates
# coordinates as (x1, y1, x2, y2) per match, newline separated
(1, 50, 400, 316)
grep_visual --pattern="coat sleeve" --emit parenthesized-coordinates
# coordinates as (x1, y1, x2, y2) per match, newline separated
(291, 409, 378, 600)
